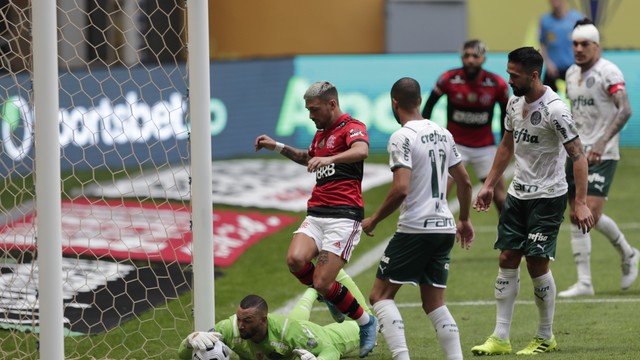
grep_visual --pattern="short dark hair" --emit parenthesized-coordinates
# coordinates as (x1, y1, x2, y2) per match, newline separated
(391, 77, 421, 110)
(574, 17, 595, 29)
(508, 47, 543, 75)
(239, 294, 268, 314)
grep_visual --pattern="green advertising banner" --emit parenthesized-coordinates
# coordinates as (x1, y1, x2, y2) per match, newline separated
(284, 51, 639, 152)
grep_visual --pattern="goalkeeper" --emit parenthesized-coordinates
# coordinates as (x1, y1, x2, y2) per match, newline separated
(178, 288, 361, 360)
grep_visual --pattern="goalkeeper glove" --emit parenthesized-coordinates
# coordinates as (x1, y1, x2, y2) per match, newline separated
(187, 331, 222, 350)
(293, 348, 317, 360)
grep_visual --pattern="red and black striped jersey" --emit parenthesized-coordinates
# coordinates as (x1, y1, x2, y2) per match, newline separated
(433, 68, 509, 147)
(307, 114, 368, 220)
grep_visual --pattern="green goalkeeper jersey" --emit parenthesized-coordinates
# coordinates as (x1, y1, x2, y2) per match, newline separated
(178, 313, 359, 360)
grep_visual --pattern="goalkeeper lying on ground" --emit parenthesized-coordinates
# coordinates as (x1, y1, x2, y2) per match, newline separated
(178, 287, 364, 360)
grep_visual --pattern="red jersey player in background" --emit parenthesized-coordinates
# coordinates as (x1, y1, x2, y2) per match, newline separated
(422, 40, 510, 213)
(255, 81, 378, 358)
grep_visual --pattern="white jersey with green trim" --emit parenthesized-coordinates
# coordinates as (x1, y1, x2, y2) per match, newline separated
(566, 58, 625, 160)
(504, 87, 579, 200)
(387, 119, 462, 234)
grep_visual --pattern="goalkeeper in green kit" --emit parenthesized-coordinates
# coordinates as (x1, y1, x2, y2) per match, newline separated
(178, 288, 362, 360)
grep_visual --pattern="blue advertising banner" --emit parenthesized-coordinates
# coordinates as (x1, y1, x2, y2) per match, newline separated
(0, 59, 294, 177)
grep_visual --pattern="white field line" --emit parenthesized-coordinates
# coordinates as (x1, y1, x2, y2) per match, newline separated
(305, 297, 640, 313)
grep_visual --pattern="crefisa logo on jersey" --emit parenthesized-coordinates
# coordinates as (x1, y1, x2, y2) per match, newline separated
(530, 111, 542, 126)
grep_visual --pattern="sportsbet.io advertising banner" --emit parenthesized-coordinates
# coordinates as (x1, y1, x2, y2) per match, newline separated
(1, 51, 639, 178)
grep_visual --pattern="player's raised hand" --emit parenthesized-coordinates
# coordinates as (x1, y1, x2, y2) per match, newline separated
(293, 348, 317, 360)
(255, 134, 276, 152)
(187, 331, 221, 350)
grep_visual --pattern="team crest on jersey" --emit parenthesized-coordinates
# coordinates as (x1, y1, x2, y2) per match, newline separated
(530, 111, 542, 125)
(586, 77, 595, 88)
(467, 93, 477, 103)
(479, 93, 493, 106)
(326, 135, 336, 149)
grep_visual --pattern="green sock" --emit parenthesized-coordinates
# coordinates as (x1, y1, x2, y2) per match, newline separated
(289, 287, 317, 321)
(336, 269, 372, 315)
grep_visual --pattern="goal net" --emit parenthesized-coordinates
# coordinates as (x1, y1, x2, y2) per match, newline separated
(0, 0, 206, 358)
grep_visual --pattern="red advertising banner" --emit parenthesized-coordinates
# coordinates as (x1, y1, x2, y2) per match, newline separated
(0, 199, 298, 267)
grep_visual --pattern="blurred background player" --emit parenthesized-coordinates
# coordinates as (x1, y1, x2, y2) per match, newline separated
(471, 47, 593, 356)
(422, 39, 509, 214)
(538, 0, 584, 92)
(178, 290, 360, 360)
(559, 19, 639, 298)
(254, 81, 378, 357)
(363, 77, 474, 360)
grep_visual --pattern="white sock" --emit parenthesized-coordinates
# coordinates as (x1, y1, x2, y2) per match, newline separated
(532, 271, 556, 340)
(356, 311, 370, 326)
(493, 267, 520, 340)
(428, 305, 463, 360)
(373, 300, 409, 360)
(595, 214, 634, 259)
(571, 223, 592, 285)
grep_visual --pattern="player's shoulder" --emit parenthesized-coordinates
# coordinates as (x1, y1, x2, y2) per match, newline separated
(507, 95, 522, 109)
(417, 119, 453, 139)
(438, 68, 465, 82)
(543, 90, 570, 114)
(480, 69, 507, 86)
(336, 115, 368, 134)
(596, 58, 623, 74)
(568, 9, 584, 20)
(340, 114, 365, 126)
(566, 64, 580, 77)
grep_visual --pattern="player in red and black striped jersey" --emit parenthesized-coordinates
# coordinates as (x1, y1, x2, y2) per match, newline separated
(306, 113, 368, 221)
(422, 39, 510, 213)
(254, 81, 378, 358)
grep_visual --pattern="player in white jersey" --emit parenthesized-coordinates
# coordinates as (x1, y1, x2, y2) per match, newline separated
(362, 77, 474, 360)
(559, 19, 639, 298)
(471, 47, 593, 356)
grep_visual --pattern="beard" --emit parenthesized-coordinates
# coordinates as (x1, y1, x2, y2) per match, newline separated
(512, 84, 529, 97)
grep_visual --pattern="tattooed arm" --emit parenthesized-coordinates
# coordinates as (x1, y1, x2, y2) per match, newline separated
(254, 134, 310, 165)
(564, 137, 594, 233)
(590, 89, 632, 163)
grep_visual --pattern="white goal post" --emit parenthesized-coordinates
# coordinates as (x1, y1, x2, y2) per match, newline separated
(1, 0, 213, 358)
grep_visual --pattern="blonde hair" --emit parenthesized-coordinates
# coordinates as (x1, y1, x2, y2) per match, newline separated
(304, 81, 338, 103)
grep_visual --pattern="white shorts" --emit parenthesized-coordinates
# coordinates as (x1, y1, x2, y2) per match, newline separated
(456, 144, 497, 180)
(294, 216, 362, 262)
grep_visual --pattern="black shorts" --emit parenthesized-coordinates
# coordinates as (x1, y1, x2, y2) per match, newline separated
(376, 232, 454, 287)
(566, 159, 617, 198)
(495, 194, 567, 259)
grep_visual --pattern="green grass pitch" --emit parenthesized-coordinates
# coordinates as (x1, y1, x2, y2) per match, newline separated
(2, 149, 639, 359)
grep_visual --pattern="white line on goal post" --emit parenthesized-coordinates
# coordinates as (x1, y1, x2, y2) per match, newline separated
(33, 0, 65, 358)
(188, 0, 216, 332)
